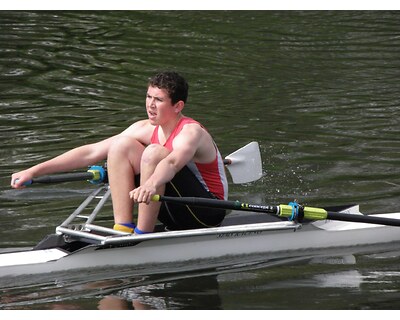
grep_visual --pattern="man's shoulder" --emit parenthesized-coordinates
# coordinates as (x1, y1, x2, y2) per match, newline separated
(134, 119, 153, 128)
(121, 119, 155, 143)
(125, 119, 154, 130)
(180, 118, 207, 135)
(175, 119, 211, 147)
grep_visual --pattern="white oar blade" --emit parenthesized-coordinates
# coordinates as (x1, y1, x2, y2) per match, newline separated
(225, 141, 263, 184)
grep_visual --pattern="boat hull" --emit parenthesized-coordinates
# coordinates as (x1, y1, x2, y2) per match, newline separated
(1, 213, 400, 279)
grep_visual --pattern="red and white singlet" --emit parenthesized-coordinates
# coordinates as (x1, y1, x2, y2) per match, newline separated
(150, 117, 228, 200)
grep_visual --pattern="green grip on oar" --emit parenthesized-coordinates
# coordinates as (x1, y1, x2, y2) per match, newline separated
(303, 207, 328, 220)
(279, 204, 328, 220)
(279, 204, 296, 219)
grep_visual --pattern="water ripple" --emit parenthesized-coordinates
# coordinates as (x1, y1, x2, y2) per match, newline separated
(1, 11, 400, 309)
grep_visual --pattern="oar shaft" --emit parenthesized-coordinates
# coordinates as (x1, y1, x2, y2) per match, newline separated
(327, 211, 400, 227)
(25, 165, 107, 185)
(152, 195, 279, 214)
(31, 172, 95, 184)
(154, 196, 400, 227)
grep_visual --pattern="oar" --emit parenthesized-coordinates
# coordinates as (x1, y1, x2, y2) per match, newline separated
(21, 166, 107, 186)
(151, 195, 400, 227)
(20, 142, 263, 186)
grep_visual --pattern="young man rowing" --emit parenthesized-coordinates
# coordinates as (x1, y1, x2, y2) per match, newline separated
(11, 71, 228, 234)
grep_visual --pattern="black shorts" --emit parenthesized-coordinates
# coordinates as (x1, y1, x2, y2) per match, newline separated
(138, 166, 226, 231)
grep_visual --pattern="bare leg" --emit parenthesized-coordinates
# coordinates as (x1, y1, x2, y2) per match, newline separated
(107, 136, 145, 224)
(136, 144, 170, 232)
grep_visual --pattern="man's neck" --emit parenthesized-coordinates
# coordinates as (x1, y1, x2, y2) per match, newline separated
(159, 113, 184, 143)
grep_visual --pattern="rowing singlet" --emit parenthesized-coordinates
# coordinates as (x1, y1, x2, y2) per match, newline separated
(150, 117, 228, 200)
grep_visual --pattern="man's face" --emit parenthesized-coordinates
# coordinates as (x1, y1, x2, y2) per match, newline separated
(146, 86, 176, 126)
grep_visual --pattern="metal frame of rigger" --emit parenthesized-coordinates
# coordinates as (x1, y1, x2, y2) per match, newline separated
(54, 185, 301, 248)
(55, 185, 127, 243)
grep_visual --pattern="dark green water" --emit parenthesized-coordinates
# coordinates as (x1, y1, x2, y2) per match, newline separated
(0, 11, 399, 309)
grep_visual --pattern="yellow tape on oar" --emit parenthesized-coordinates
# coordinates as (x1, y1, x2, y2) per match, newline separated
(87, 165, 106, 184)
(87, 169, 101, 181)
(279, 204, 328, 221)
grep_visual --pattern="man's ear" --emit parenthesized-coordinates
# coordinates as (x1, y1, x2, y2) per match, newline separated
(174, 100, 185, 113)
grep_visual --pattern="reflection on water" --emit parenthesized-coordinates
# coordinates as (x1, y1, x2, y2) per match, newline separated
(98, 276, 222, 310)
(1, 252, 399, 310)
(1, 11, 400, 309)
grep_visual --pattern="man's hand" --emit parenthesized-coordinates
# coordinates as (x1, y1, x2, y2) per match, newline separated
(129, 183, 157, 205)
(11, 170, 34, 189)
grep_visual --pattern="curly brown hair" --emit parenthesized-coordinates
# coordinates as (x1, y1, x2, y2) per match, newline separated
(148, 71, 189, 104)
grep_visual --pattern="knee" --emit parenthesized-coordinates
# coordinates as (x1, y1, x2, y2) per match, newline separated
(141, 144, 170, 166)
(108, 136, 144, 160)
(108, 136, 131, 156)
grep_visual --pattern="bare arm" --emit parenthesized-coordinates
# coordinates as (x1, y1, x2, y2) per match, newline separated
(10, 136, 115, 188)
(11, 119, 153, 188)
